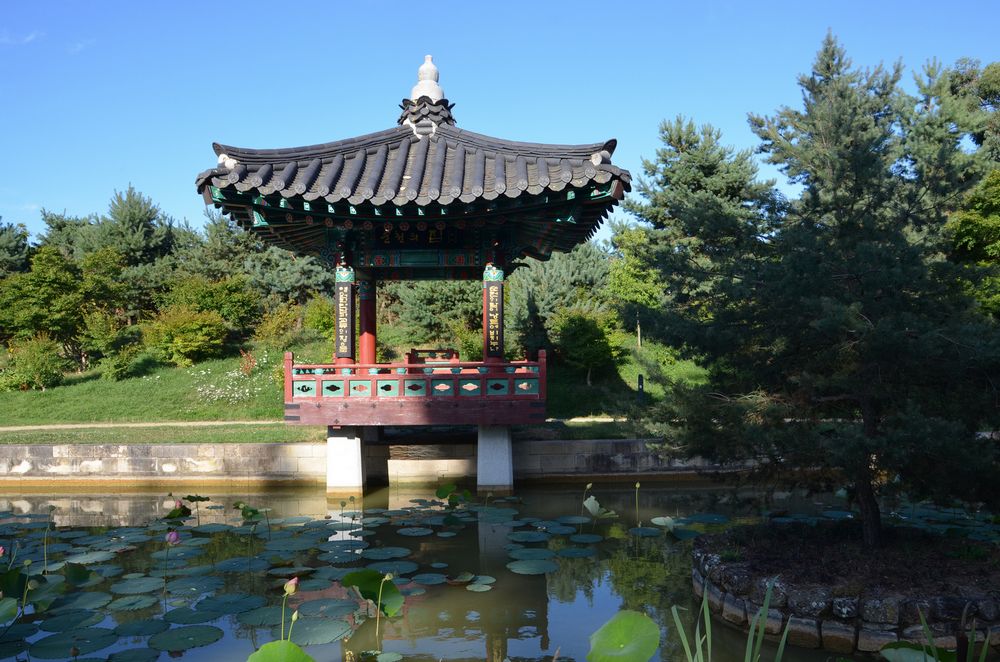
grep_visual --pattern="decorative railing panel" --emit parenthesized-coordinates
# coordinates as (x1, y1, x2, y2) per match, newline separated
(283, 351, 546, 427)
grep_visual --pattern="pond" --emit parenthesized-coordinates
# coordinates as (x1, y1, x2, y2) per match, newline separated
(0, 483, 847, 662)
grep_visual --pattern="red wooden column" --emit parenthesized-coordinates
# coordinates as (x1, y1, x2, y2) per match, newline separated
(334, 265, 356, 366)
(358, 279, 377, 365)
(482, 264, 504, 364)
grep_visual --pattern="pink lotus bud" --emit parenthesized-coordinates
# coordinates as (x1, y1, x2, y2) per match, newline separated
(0, 546, 5, 557)
(165, 531, 181, 546)
(175, 500, 183, 509)
(283, 576, 299, 596)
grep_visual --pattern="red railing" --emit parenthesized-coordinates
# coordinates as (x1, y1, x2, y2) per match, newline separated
(283, 351, 547, 402)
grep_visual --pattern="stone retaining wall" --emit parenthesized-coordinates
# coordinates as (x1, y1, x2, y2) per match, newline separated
(0, 438, 713, 486)
(691, 548, 1000, 655)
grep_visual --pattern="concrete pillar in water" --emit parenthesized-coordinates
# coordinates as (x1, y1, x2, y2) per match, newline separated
(326, 426, 364, 492)
(477, 425, 512, 493)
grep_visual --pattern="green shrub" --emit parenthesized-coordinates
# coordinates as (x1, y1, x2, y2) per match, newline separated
(100, 344, 154, 381)
(253, 303, 303, 350)
(161, 276, 261, 334)
(143, 305, 228, 366)
(0, 334, 69, 391)
(303, 296, 335, 339)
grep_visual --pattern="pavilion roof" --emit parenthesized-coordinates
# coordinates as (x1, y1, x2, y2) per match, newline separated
(195, 56, 630, 268)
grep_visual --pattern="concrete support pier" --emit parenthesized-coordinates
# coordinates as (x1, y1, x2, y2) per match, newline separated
(476, 425, 513, 494)
(326, 426, 389, 493)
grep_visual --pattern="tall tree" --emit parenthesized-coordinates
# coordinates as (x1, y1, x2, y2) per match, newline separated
(636, 36, 1000, 548)
(0, 219, 30, 275)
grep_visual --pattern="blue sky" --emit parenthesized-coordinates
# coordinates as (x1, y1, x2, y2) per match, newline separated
(2, 1, 997, 240)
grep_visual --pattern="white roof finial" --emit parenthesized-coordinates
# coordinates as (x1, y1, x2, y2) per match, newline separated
(409, 55, 444, 102)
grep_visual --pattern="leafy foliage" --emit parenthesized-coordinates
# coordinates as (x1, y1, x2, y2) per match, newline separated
(143, 305, 228, 366)
(0, 334, 68, 391)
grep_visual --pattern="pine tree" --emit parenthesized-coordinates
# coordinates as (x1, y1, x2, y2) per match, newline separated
(0, 219, 30, 275)
(635, 36, 1000, 548)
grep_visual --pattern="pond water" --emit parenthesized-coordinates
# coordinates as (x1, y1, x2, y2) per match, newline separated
(0, 483, 846, 662)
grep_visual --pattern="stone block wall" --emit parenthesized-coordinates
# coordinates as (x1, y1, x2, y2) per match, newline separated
(691, 548, 1000, 655)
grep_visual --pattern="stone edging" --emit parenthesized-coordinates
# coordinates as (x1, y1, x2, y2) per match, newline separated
(691, 547, 1000, 655)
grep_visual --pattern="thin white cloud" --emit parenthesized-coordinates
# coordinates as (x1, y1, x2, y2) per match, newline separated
(67, 39, 95, 55)
(0, 30, 42, 46)
(18, 203, 40, 212)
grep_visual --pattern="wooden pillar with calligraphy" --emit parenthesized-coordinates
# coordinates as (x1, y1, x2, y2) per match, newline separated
(358, 279, 377, 365)
(334, 265, 356, 365)
(482, 264, 504, 364)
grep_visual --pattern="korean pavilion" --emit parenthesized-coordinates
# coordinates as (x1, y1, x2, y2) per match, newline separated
(196, 56, 630, 493)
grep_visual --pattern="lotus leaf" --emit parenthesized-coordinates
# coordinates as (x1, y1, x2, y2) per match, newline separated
(116, 620, 170, 637)
(377, 652, 403, 662)
(430, 562, 448, 568)
(341, 569, 404, 616)
(557, 515, 591, 525)
(466, 583, 492, 592)
(267, 566, 315, 578)
(51, 591, 112, 612)
(411, 573, 448, 585)
(506, 559, 558, 575)
(587, 609, 659, 662)
(360, 546, 411, 560)
(396, 527, 434, 537)
(401, 586, 426, 597)
(544, 525, 577, 535)
(316, 550, 358, 564)
(167, 575, 224, 595)
(191, 523, 232, 533)
(247, 640, 316, 662)
(111, 576, 163, 595)
(682, 513, 730, 525)
(238, 605, 293, 627)
(558, 547, 597, 558)
(62, 550, 116, 565)
(30, 627, 119, 659)
(570, 533, 604, 544)
(507, 531, 550, 543)
(366, 560, 418, 575)
(148, 624, 224, 652)
(271, 617, 352, 645)
(298, 578, 333, 591)
(196, 593, 265, 614)
(509, 548, 556, 561)
(264, 538, 316, 553)
(472, 575, 496, 584)
(108, 595, 159, 611)
(298, 598, 357, 618)
(215, 557, 269, 572)
(39, 609, 104, 632)
(107, 648, 160, 662)
(312, 566, 354, 581)
(436, 531, 457, 538)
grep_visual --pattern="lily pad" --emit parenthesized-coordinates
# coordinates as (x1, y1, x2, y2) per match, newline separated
(271, 617, 352, 645)
(298, 598, 357, 618)
(506, 559, 558, 575)
(558, 547, 598, 558)
(51, 591, 112, 612)
(822, 510, 855, 520)
(466, 583, 492, 592)
(543, 525, 577, 535)
(360, 546, 410, 560)
(247, 640, 315, 662)
(298, 578, 333, 591)
(312, 566, 354, 581)
(683, 513, 730, 525)
(588, 609, 660, 662)
(191, 523, 232, 533)
(148, 625, 223, 652)
(507, 531, 551, 543)
(509, 548, 556, 561)
(377, 653, 404, 662)
(108, 647, 160, 662)
(557, 515, 591, 525)
(411, 573, 448, 585)
(264, 538, 316, 553)
(436, 531, 457, 538)
(317, 550, 358, 564)
(109, 595, 159, 611)
(116, 620, 170, 637)
(267, 566, 315, 578)
(472, 575, 496, 585)
(165, 607, 223, 624)
(39, 609, 104, 632)
(430, 562, 449, 569)
(238, 605, 293, 627)
(167, 575, 224, 595)
(196, 593, 265, 614)
(570, 533, 604, 544)
(62, 550, 116, 565)
(30, 628, 119, 659)
(112, 576, 164, 595)
(215, 557, 269, 572)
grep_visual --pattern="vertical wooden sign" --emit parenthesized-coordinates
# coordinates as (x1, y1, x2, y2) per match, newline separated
(483, 264, 504, 360)
(334, 265, 355, 360)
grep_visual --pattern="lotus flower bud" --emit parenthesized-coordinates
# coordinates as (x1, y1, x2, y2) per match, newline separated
(291, 609, 299, 623)
(165, 530, 181, 546)
(284, 576, 299, 596)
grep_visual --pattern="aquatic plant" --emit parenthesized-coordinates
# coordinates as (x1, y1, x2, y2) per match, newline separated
(587, 609, 659, 662)
(183, 494, 210, 526)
